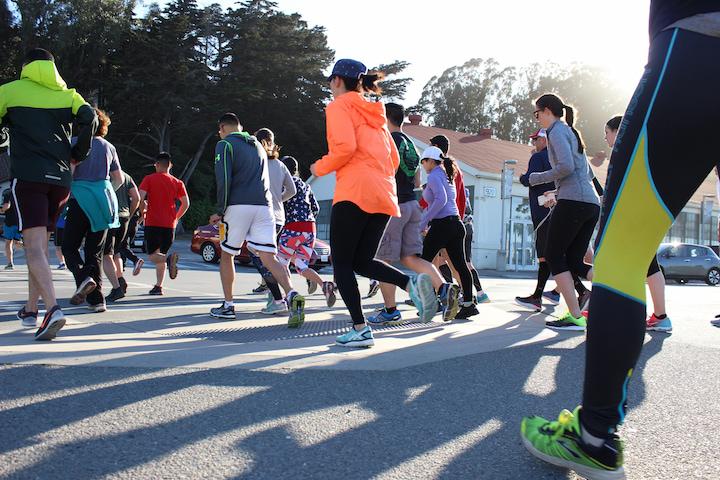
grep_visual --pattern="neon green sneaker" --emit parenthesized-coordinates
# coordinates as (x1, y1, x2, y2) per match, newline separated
(546, 311, 587, 331)
(521, 407, 625, 480)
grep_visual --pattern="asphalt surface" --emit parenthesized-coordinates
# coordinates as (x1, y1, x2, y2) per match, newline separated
(1, 240, 719, 479)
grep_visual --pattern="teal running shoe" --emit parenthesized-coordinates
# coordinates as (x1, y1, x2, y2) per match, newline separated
(476, 292, 490, 304)
(408, 273, 437, 323)
(521, 406, 626, 480)
(336, 325, 374, 348)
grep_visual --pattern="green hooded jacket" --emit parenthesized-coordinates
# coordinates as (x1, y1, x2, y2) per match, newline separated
(0, 60, 97, 187)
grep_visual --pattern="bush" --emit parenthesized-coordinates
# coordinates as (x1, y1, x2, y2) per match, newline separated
(182, 197, 216, 231)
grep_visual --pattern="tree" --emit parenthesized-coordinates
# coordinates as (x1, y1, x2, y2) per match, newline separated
(0, 0, 20, 83)
(374, 60, 412, 102)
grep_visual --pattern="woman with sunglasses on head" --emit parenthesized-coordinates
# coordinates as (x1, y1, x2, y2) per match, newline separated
(311, 59, 437, 348)
(419, 146, 478, 319)
(605, 115, 672, 333)
(527, 94, 600, 330)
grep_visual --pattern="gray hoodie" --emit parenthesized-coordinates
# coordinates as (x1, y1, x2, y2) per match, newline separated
(529, 120, 600, 206)
(267, 158, 296, 226)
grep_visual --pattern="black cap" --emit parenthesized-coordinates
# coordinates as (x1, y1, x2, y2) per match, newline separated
(430, 135, 450, 155)
(281, 156, 298, 175)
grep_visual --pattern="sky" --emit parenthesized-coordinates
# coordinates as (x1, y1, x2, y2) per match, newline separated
(151, 0, 651, 106)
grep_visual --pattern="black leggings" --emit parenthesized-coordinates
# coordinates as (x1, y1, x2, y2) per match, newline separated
(120, 215, 139, 265)
(545, 199, 600, 278)
(421, 215, 473, 302)
(62, 199, 107, 305)
(330, 201, 409, 325)
(583, 28, 720, 438)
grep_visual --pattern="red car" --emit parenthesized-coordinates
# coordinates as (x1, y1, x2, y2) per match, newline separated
(191, 224, 332, 271)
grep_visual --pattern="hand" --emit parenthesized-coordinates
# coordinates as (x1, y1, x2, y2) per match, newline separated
(545, 195, 557, 208)
(209, 213, 222, 225)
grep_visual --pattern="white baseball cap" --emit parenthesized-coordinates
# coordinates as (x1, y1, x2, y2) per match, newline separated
(421, 146, 444, 161)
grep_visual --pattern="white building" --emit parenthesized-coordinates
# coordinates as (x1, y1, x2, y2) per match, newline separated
(309, 117, 720, 271)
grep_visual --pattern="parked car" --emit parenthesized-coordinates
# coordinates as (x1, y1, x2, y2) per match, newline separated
(191, 224, 332, 270)
(132, 223, 145, 252)
(657, 242, 720, 285)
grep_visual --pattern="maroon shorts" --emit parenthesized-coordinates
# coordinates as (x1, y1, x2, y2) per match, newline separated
(12, 179, 70, 231)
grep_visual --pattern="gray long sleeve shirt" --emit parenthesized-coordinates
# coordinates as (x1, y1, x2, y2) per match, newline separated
(267, 158, 297, 226)
(529, 120, 600, 206)
(214, 132, 272, 214)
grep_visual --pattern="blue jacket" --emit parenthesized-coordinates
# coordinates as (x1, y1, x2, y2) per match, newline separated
(71, 179, 119, 232)
(284, 176, 319, 224)
(520, 148, 554, 226)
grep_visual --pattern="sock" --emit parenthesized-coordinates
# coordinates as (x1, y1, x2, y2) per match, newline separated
(223, 300, 234, 308)
(532, 262, 551, 298)
(384, 306, 397, 314)
(581, 424, 606, 448)
(471, 268, 482, 291)
(439, 264, 453, 283)
(654, 313, 667, 319)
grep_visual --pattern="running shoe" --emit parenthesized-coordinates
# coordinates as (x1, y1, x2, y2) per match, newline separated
(287, 291, 305, 328)
(336, 325, 374, 348)
(646, 314, 672, 333)
(515, 295, 542, 312)
(367, 279, 380, 298)
(307, 278, 318, 295)
(105, 287, 125, 303)
(408, 274, 438, 323)
(476, 292, 491, 304)
(35, 305, 66, 341)
(521, 406, 625, 480)
(167, 252, 179, 280)
(262, 300, 289, 315)
(71, 277, 97, 305)
(543, 290, 561, 305)
(132, 258, 144, 276)
(711, 315, 720, 327)
(57, 263, 66, 270)
(367, 309, 404, 326)
(210, 303, 236, 319)
(252, 282, 268, 294)
(456, 303, 480, 319)
(4, 263, 14, 270)
(546, 312, 587, 331)
(148, 285, 163, 296)
(118, 276, 128, 295)
(322, 281, 337, 308)
(87, 302, 107, 313)
(17, 306, 38, 328)
(578, 289, 592, 312)
(439, 283, 460, 322)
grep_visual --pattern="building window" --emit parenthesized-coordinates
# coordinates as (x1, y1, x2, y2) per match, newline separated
(316, 200, 332, 241)
(685, 212, 699, 243)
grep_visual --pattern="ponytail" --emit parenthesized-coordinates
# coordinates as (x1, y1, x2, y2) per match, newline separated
(442, 155, 457, 182)
(339, 71, 385, 95)
(563, 105, 585, 155)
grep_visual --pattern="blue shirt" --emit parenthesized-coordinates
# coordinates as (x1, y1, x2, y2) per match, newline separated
(421, 166, 459, 231)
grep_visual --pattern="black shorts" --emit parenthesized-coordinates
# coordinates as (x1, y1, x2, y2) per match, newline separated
(535, 219, 550, 258)
(103, 217, 130, 255)
(12, 179, 70, 230)
(144, 226, 174, 255)
(53, 227, 64, 247)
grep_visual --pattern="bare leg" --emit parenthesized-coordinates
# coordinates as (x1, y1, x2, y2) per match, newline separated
(113, 254, 124, 281)
(219, 250, 235, 302)
(555, 271, 582, 318)
(22, 227, 57, 311)
(55, 246, 65, 265)
(299, 266, 324, 286)
(103, 255, 120, 289)
(257, 251, 294, 295)
(647, 271, 667, 317)
(149, 251, 167, 286)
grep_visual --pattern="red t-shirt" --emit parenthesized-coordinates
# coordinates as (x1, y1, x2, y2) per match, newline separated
(139, 172, 188, 228)
(419, 169, 466, 218)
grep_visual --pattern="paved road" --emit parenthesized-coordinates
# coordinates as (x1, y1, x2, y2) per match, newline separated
(0, 242, 718, 479)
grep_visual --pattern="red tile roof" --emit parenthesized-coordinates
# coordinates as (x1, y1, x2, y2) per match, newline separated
(403, 123, 716, 206)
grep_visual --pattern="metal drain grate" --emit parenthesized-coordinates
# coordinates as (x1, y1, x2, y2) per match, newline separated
(156, 319, 445, 344)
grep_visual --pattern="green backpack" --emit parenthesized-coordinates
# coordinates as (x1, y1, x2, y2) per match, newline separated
(394, 132, 420, 178)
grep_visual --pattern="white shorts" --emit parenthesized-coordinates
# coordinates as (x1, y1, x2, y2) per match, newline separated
(220, 205, 276, 255)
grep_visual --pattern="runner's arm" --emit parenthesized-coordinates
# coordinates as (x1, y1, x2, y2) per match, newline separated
(529, 129, 574, 185)
(128, 181, 140, 218)
(420, 174, 448, 232)
(70, 93, 98, 162)
(313, 102, 356, 176)
(176, 195, 190, 221)
(309, 189, 320, 217)
(214, 141, 231, 215)
(138, 189, 147, 223)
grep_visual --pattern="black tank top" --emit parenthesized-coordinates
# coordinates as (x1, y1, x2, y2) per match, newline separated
(650, 0, 720, 39)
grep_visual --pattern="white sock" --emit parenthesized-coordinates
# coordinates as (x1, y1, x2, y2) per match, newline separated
(223, 301, 234, 308)
(581, 425, 606, 447)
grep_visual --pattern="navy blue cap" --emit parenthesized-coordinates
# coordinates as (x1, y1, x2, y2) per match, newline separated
(328, 58, 368, 81)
